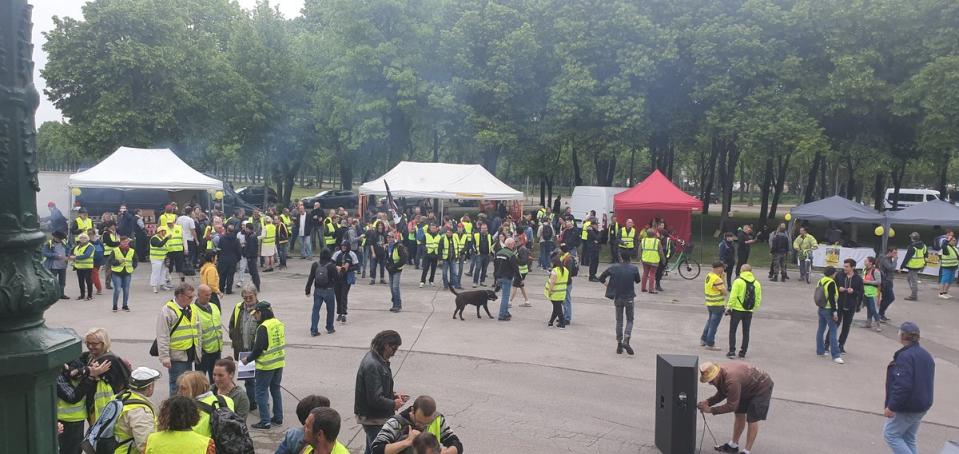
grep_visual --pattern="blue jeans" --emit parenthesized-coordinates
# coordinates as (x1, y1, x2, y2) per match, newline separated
(111, 273, 131, 310)
(300, 235, 312, 258)
(864, 295, 880, 323)
(456, 256, 466, 286)
(363, 424, 382, 454)
(472, 255, 490, 285)
(442, 259, 460, 288)
(254, 367, 283, 425)
(389, 271, 402, 308)
(311, 288, 336, 334)
(816, 308, 840, 359)
(884, 411, 925, 454)
(539, 242, 554, 269)
(563, 279, 573, 323)
(700, 306, 725, 347)
(277, 242, 288, 267)
(497, 277, 512, 318)
(168, 360, 194, 395)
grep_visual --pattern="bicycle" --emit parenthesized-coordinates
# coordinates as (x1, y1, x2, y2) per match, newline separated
(664, 238, 701, 280)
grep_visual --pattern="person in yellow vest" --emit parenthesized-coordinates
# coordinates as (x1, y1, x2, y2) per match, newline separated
(160, 218, 186, 286)
(102, 222, 119, 291)
(112, 366, 160, 454)
(260, 216, 278, 272)
(149, 228, 171, 294)
(420, 224, 442, 288)
(176, 371, 234, 438)
(639, 229, 664, 294)
(579, 212, 595, 267)
(144, 396, 215, 454)
(938, 236, 959, 299)
(243, 301, 286, 429)
(618, 219, 637, 262)
(545, 255, 569, 329)
(370, 395, 464, 454)
(439, 226, 460, 291)
(277, 210, 291, 270)
(72, 207, 95, 243)
(900, 232, 927, 301)
(193, 285, 223, 383)
(608, 215, 620, 264)
(109, 236, 137, 312)
(156, 283, 201, 395)
(323, 213, 338, 253)
(157, 204, 178, 231)
(700, 262, 728, 351)
(726, 264, 761, 359)
(56, 359, 111, 454)
(69, 233, 96, 300)
(453, 223, 470, 289)
(300, 407, 351, 454)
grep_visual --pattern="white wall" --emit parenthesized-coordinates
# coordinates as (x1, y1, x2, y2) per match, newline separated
(37, 171, 71, 216)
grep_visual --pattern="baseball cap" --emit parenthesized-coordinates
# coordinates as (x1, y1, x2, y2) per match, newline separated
(253, 301, 272, 312)
(130, 367, 161, 389)
(699, 362, 720, 383)
(899, 321, 920, 335)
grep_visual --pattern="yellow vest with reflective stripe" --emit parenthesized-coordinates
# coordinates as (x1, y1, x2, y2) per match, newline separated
(280, 214, 292, 231)
(704, 272, 725, 306)
(545, 267, 569, 300)
(158, 213, 177, 228)
(818, 276, 839, 309)
(472, 232, 493, 253)
(161, 225, 184, 252)
(454, 232, 469, 253)
(441, 236, 456, 260)
(324, 219, 337, 244)
(111, 247, 135, 273)
(166, 301, 197, 351)
(73, 243, 94, 269)
(193, 303, 222, 354)
(906, 245, 927, 269)
(193, 393, 234, 438)
(262, 224, 276, 245)
(145, 430, 210, 454)
(57, 379, 87, 422)
(74, 217, 93, 241)
(462, 221, 473, 235)
(112, 390, 154, 452)
(391, 246, 403, 271)
(424, 232, 441, 254)
(427, 415, 444, 441)
(619, 227, 636, 249)
(641, 237, 661, 264)
(149, 235, 167, 261)
(256, 318, 286, 371)
(941, 245, 959, 268)
(103, 231, 117, 257)
(300, 441, 350, 454)
(581, 221, 592, 240)
(204, 225, 214, 250)
(92, 379, 114, 422)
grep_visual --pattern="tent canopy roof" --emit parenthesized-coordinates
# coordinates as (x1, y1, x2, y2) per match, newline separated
(358, 161, 523, 200)
(68, 147, 222, 191)
(789, 196, 884, 223)
(886, 200, 959, 226)
(613, 170, 703, 211)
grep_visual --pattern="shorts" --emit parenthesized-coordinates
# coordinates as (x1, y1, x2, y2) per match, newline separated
(939, 267, 956, 284)
(167, 250, 185, 273)
(512, 272, 527, 288)
(735, 382, 773, 423)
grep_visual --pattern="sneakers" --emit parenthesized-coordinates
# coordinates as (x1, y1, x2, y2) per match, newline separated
(939, 293, 950, 299)
(905, 296, 917, 301)
(123, 307, 130, 312)
(419, 282, 425, 288)
(520, 301, 532, 307)
(715, 442, 739, 453)
(251, 422, 271, 430)
(833, 357, 845, 364)
(380, 279, 387, 284)
(152, 286, 158, 293)
(622, 338, 634, 355)
(389, 307, 401, 313)
(617, 342, 624, 354)
(726, 351, 736, 359)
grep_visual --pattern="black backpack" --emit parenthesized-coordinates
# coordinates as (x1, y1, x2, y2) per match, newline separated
(197, 395, 254, 454)
(541, 224, 553, 241)
(741, 280, 756, 310)
(313, 261, 332, 287)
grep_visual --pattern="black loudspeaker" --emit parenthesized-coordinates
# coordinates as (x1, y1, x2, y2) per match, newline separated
(655, 354, 698, 454)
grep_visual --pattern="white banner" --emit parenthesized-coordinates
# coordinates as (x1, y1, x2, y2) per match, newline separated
(808, 246, 939, 276)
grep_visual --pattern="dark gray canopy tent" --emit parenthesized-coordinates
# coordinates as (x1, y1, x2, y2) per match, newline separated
(884, 200, 959, 250)
(787, 196, 886, 249)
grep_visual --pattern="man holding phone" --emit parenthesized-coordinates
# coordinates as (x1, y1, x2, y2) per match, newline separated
(356, 330, 408, 454)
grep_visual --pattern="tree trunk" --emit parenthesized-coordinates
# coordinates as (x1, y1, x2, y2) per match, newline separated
(804, 151, 821, 203)
(718, 137, 739, 234)
(628, 147, 636, 185)
(338, 144, 354, 190)
(769, 153, 790, 219)
(539, 174, 547, 207)
(890, 162, 906, 210)
(938, 151, 950, 198)
(570, 141, 583, 186)
(757, 154, 774, 224)
(818, 158, 828, 199)
(546, 175, 554, 206)
(432, 128, 440, 162)
(700, 136, 720, 215)
(845, 154, 856, 199)
(595, 156, 617, 186)
(872, 172, 885, 211)
(482, 145, 501, 173)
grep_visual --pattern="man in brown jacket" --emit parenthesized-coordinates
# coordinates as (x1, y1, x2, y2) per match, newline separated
(697, 361, 774, 454)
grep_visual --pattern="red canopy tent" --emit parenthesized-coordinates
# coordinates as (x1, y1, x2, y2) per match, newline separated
(613, 170, 703, 241)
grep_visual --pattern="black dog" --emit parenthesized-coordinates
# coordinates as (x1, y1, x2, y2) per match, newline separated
(449, 286, 497, 320)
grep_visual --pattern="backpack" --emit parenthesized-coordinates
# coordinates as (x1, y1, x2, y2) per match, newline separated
(813, 281, 827, 308)
(81, 392, 151, 454)
(197, 395, 254, 454)
(541, 224, 553, 241)
(741, 280, 756, 310)
(313, 261, 332, 287)
(568, 256, 580, 277)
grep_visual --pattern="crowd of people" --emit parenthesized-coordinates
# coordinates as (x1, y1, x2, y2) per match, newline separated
(46, 196, 943, 454)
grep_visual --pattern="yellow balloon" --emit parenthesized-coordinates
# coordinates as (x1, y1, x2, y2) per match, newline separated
(889, 228, 896, 238)
(70, 187, 81, 196)
(874, 226, 884, 236)
(784, 212, 792, 221)
(214, 190, 224, 200)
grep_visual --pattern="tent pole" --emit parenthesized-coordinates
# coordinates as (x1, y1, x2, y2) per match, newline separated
(881, 218, 890, 254)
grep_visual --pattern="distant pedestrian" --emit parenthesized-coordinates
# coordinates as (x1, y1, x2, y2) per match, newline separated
(193, 285, 222, 383)
(879, 248, 898, 322)
(617, 219, 638, 262)
(544, 255, 570, 330)
(68, 233, 95, 300)
(109, 235, 136, 312)
(355, 330, 407, 454)
(306, 249, 338, 336)
(216, 224, 241, 294)
(585, 221, 601, 281)
(862, 256, 883, 331)
(937, 236, 958, 299)
(243, 222, 261, 291)
(767, 223, 789, 282)
(640, 229, 664, 294)
(701, 262, 728, 351)
(598, 251, 641, 355)
(793, 227, 818, 284)
(883, 322, 935, 454)
(42, 231, 70, 300)
(471, 223, 494, 287)
(493, 238, 519, 321)
(509, 236, 531, 306)
(332, 240, 359, 323)
(227, 284, 259, 409)
(726, 264, 761, 359)
(899, 232, 926, 301)
(834, 258, 863, 355)
(386, 233, 408, 312)
(719, 232, 736, 287)
(816, 266, 843, 364)
(156, 283, 200, 395)
(735, 225, 756, 276)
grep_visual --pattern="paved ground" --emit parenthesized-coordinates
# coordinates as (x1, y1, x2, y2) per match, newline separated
(45, 257, 959, 453)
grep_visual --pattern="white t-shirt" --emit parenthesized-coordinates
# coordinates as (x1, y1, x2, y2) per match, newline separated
(176, 215, 196, 241)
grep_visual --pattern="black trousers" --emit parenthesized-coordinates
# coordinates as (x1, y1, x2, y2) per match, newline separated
(334, 281, 351, 315)
(728, 310, 752, 354)
(421, 255, 438, 283)
(218, 260, 237, 293)
(655, 259, 666, 287)
(723, 261, 735, 287)
(549, 300, 565, 326)
(198, 350, 221, 384)
(75, 269, 93, 298)
(735, 253, 750, 276)
(246, 257, 260, 291)
(837, 307, 856, 348)
(879, 280, 895, 317)
(587, 245, 600, 278)
(58, 419, 84, 454)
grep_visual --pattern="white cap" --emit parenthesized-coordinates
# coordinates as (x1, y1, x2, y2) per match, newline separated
(130, 367, 161, 389)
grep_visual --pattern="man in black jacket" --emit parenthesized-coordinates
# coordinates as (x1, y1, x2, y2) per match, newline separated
(243, 222, 261, 291)
(598, 252, 641, 355)
(216, 224, 241, 294)
(355, 330, 407, 454)
(493, 238, 519, 321)
(386, 233, 408, 312)
(585, 222, 602, 281)
(768, 223, 790, 282)
(305, 249, 338, 336)
(833, 258, 863, 354)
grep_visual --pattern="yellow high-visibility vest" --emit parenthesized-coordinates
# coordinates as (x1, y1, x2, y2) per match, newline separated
(166, 301, 197, 351)
(193, 393, 234, 438)
(149, 235, 167, 261)
(74, 217, 93, 241)
(145, 430, 210, 453)
(193, 303, 222, 354)
(103, 231, 117, 257)
(641, 237, 661, 264)
(424, 232, 441, 255)
(73, 243, 94, 269)
(619, 227, 636, 249)
(111, 247, 135, 273)
(256, 318, 286, 371)
(262, 224, 276, 245)
(160, 225, 184, 252)
(56, 379, 87, 423)
(545, 266, 569, 300)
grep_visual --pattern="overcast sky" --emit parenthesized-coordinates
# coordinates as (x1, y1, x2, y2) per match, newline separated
(31, 0, 305, 124)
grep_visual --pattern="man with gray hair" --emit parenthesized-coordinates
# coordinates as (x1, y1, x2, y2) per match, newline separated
(155, 282, 200, 394)
(884, 322, 935, 454)
(493, 237, 519, 321)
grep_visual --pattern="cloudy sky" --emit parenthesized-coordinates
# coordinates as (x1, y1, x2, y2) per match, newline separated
(30, 0, 304, 124)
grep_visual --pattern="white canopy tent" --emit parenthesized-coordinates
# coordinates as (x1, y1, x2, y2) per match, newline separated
(358, 161, 523, 200)
(68, 147, 223, 190)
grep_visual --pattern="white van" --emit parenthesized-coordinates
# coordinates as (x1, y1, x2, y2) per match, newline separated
(883, 188, 940, 210)
(570, 186, 628, 222)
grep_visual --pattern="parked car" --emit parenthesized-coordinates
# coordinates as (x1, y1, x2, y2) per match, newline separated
(236, 185, 278, 208)
(304, 189, 358, 208)
(216, 181, 257, 214)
